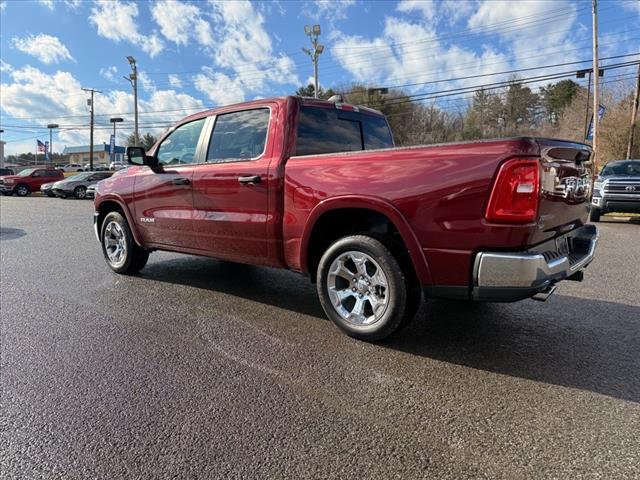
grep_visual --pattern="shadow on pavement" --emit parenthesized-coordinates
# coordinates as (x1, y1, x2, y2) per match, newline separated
(142, 257, 640, 403)
(386, 297, 640, 403)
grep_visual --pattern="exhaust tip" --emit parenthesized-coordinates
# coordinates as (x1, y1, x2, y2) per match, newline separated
(532, 285, 557, 302)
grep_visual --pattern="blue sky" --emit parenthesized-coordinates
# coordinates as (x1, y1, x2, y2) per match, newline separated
(1, 0, 639, 155)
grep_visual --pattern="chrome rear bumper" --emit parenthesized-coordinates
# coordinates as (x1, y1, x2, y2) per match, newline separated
(472, 224, 598, 302)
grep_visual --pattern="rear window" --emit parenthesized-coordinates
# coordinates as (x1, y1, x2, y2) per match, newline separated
(295, 106, 394, 156)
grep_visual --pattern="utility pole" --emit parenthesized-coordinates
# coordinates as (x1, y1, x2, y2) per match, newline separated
(47, 123, 58, 166)
(591, 0, 600, 171)
(82, 87, 101, 172)
(302, 25, 324, 98)
(125, 56, 139, 146)
(626, 63, 640, 159)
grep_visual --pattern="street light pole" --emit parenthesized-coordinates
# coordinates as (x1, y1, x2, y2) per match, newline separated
(47, 123, 58, 166)
(110, 117, 123, 164)
(125, 56, 139, 146)
(302, 25, 324, 98)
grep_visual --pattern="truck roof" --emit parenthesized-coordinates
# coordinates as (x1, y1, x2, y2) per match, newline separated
(176, 95, 385, 126)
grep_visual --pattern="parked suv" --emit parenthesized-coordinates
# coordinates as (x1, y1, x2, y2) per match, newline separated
(52, 171, 113, 199)
(590, 160, 640, 221)
(0, 168, 64, 196)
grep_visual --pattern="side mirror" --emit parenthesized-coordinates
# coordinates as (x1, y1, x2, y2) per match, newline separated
(126, 146, 158, 168)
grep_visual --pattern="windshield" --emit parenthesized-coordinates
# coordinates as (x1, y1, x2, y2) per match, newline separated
(65, 172, 93, 181)
(17, 168, 36, 176)
(601, 161, 640, 177)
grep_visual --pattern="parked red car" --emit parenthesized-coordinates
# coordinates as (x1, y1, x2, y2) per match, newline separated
(93, 96, 598, 340)
(0, 168, 64, 196)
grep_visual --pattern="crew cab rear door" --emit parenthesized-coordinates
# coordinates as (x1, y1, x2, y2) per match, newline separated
(191, 105, 278, 265)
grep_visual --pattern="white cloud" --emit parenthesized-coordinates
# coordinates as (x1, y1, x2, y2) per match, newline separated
(398, 0, 475, 25)
(468, 0, 579, 69)
(396, 0, 436, 22)
(99, 66, 118, 82)
(151, 0, 213, 47)
(12, 34, 74, 65)
(191, 0, 298, 104)
(0, 59, 12, 73)
(137, 71, 155, 93)
(330, 16, 510, 94)
(0, 1, 7, 12)
(1, 65, 204, 155)
(168, 74, 183, 88)
(38, 0, 81, 9)
(302, 0, 355, 21)
(620, 0, 640, 14)
(89, 0, 164, 58)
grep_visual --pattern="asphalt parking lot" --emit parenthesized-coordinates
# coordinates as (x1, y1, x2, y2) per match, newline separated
(1, 196, 639, 479)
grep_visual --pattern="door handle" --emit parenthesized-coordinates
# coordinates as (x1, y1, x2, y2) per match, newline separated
(238, 175, 261, 184)
(171, 178, 191, 186)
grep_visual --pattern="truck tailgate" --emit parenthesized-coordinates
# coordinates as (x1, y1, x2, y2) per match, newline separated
(535, 138, 593, 244)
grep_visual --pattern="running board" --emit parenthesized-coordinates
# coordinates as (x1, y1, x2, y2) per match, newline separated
(532, 285, 557, 302)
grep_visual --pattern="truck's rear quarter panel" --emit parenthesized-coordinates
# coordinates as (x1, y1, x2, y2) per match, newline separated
(284, 137, 591, 288)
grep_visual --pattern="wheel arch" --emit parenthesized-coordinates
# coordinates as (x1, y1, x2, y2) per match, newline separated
(95, 196, 143, 247)
(300, 196, 432, 285)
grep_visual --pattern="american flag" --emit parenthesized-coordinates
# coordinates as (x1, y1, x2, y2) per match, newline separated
(37, 140, 46, 153)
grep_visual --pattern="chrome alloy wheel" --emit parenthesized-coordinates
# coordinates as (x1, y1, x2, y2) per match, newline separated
(103, 221, 127, 267)
(326, 251, 390, 326)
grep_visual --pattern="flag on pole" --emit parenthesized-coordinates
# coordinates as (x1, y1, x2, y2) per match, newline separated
(37, 140, 46, 153)
(586, 104, 606, 141)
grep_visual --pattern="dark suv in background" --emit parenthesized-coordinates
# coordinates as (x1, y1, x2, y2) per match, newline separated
(591, 160, 640, 221)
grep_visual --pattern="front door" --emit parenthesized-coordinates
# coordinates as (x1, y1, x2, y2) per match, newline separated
(191, 107, 277, 265)
(133, 117, 207, 248)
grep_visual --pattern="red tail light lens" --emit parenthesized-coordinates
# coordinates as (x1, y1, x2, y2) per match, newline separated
(485, 158, 540, 223)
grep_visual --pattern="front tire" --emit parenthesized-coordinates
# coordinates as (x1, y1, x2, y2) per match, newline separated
(15, 184, 29, 197)
(101, 211, 149, 274)
(590, 208, 602, 222)
(316, 235, 416, 341)
(74, 185, 87, 199)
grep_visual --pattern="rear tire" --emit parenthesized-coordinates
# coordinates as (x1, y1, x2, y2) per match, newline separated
(590, 208, 601, 222)
(316, 235, 417, 341)
(15, 184, 29, 197)
(74, 185, 87, 199)
(101, 211, 149, 274)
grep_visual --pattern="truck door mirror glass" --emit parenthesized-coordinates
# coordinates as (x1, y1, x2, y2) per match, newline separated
(127, 146, 158, 169)
(127, 146, 146, 165)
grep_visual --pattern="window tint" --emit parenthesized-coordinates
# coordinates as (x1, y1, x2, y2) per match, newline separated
(362, 114, 394, 149)
(46, 170, 61, 177)
(207, 108, 270, 163)
(156, 118, 206, 165)
(295, 106, 393, 156)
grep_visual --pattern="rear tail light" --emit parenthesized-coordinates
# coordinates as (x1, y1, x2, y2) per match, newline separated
(485, 157, 540, 223)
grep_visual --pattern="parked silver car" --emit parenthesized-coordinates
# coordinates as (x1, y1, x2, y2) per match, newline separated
(51, 171, 113, 199)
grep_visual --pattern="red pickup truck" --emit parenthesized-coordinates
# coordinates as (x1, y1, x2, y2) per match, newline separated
(93, 96, 598, 340)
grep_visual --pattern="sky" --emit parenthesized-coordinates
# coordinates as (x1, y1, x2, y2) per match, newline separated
(0, 0, 639, 156)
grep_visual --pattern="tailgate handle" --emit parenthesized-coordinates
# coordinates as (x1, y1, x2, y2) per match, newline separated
(238, 175, 261, 185)
(171, 177, 191, 186)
